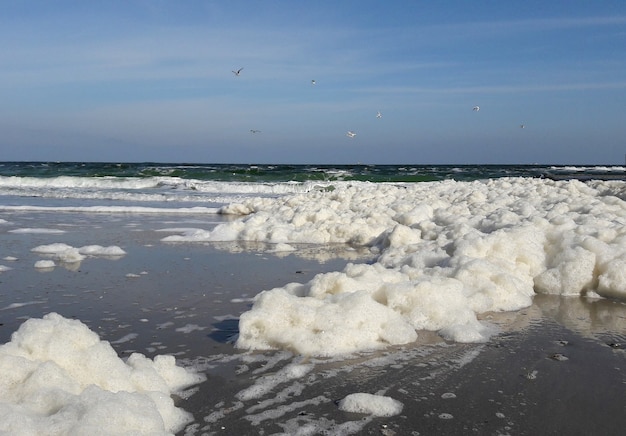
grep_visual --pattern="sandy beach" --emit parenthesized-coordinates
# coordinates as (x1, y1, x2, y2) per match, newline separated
(3, 0, 626, 429)
(2, 209, 626, 435)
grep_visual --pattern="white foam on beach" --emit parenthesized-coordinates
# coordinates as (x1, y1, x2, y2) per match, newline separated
(0, 301, 46, 311)
(110, 333, 139, 344)
(34, 259, 56, 269)
(31, 243, 126, 264)
(1, 257, 17, 272)
(338, 393, 403, 417)
(0, 313, 205, 435)
(79, 245, 127, 257)
(9, 227, 66, 234)
(31, 243, 85, 263)
(176, 324, 207, 334)
(157, 178, 626, 356)
(188, 340, 482, 433)
(160, 228, 212, 242)
(0, 205, 222, 214)
(235, 362, 315, 402)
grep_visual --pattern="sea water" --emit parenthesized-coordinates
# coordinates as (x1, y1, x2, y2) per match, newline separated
(1, 162, 625, 434)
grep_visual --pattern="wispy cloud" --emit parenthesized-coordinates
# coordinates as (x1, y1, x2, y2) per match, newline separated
(3, 11, 625, 88)
(497, 15, 626, 30)
(424, 15, 626, 38)
(359, 81, 626, 95)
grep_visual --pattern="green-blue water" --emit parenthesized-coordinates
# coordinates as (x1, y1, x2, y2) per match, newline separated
(1, 161, 624, 182)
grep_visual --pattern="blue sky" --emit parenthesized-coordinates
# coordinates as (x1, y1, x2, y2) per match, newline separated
(1, 1, 625, 164)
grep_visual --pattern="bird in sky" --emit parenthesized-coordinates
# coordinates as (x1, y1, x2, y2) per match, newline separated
(376, 111, 382, 118)
(473, 106, 480, 112)
(250, 129, 261, 134)
(311, 79, 316, 85)
(520, 124, 525, 129)
(346, 131, 356, 138)
(232, 67, 244, 76)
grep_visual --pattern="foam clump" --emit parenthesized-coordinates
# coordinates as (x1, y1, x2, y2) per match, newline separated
(214, 178, 626, 355)
(31, 243, 85, 263)
(338, 393, 403, 417)
(31, 243, 126, 263)
(0, 313, 204, 435)
(78, 245, 127, 256)
(34, 259, 56, 269)
(237, 277, 420, 356)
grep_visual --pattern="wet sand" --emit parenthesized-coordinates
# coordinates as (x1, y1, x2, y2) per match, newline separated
(178, 299, 626, 436)
(2, 211, 626, 435)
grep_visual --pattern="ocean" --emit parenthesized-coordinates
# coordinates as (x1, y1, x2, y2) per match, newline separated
(2, 161, 626, 435)
(1, 161, 624, 210)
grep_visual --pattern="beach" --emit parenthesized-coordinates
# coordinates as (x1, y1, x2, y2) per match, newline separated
(2, 164, 626, 434)
(1, 209, 626, 435)
(4, 0, 626, 431)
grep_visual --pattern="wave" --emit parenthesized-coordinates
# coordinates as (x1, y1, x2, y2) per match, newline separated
(0, 175, 159, 190)
(0, 175, 336, 204)
(550, 165, 626, 172)
(0, 205, 222, 214)
(1, 165, 623, 210)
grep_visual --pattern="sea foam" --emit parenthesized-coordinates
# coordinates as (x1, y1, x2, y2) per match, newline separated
(31, 243, 126, 264)
(160, 178, 626, 356)
(0, 313, 204, 435)
(338, 393, 404, 417)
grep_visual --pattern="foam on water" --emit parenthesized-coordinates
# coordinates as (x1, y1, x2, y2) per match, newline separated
(8, 228, 66, 234)
(0, 205, 222, 214)
(156, 177, 626, 355)
(0, 174, 327, 207)
(30, 243, 126, 265)
(2, 164, 626, 433)
(337, 393, 404, 417)
(0, 301, 45, 311)
(34, 259, 56, 269)
(0, 313, 205, 435)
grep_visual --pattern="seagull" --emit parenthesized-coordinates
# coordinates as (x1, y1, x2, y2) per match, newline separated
(311, 79, 316, 85)
(232, 67, 243, 76)
(376, 111, 382, 118)
(520, 124, 525, 129)
(472, 106, 480, 111)
(346, 131, 356, 138)
(250, 129, 261, 134)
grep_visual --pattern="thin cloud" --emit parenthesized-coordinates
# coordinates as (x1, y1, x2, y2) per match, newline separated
(359, 81, 626, 95)
(497, 15, 626, 30)
(425, 15, 626, 38)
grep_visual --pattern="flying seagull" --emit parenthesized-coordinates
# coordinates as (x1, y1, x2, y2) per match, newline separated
(232, 67, 244, 76)
(472, 106, 480, 111)
(346, 131, 356, 138)
(376, 111, 382, 118)
(250, 129, 261, 134)
(311, 79, 316, 85)
(520, 124, 525, 129)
